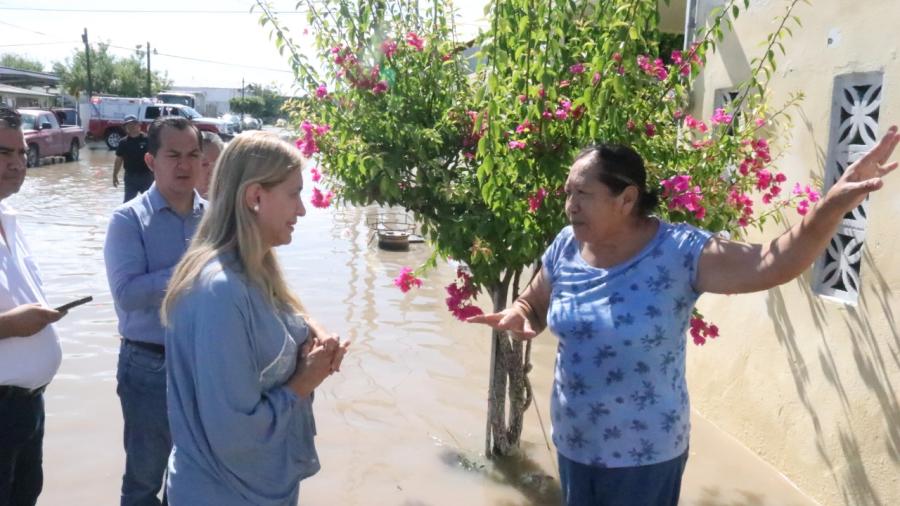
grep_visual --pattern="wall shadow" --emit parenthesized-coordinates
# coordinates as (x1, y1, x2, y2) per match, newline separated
(765, 246, 897, 506)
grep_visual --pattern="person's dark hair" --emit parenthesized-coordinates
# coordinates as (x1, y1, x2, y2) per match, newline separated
(0, 105, 22, 129)
(574, 143, 659, 216)
(147, 116, 202, 156)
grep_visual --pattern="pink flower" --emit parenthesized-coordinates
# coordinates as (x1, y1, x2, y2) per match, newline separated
(515, 120, 532, 134)
(559, 100, 572, 112)
(508, 140, 527, 150)
(626, 120, 635, 131)
(380, 39, 398, 58)
(711, 108, 733, 125)
(559, 80, 571, 88)
(569, 63, 585, 74)
(644, 123, 656, 137)
(310, 187, 334, 208)
(517, 94, 527, 103)
(296, 137, 318, 157)
(612, 52, 622, 63)
(538, 87, 546, 98)
(445, 268, 482, 320)
(393, 267, 423, 293)
(797, 200, 810, 216)
(441, 53, 451, 61)
(661, 174, 706, 220)
(528, 188, 548, 213)
(807, 186, 821, 203)
(315, 84, 328, 99)
(592, 72, 602, 85)
(554, 109, 569, 121)
(655, 65, 669, 81)
(755, 118, 766, 127)
(542, 110, 553, 120)
(310, 166, 321, 183)
(372, 80, 389, 94)
(690, 314, 720, 346)
(671, 50, 684, 65)
(406, 32, 425, 51)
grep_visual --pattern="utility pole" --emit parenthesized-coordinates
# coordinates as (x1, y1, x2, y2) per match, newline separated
(240, 76, 245, 120)
(81, 28, 93, 99)
(146, 41, 152, 97)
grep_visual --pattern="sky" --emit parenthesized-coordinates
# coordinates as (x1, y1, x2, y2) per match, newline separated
(0, 0, 488, 94)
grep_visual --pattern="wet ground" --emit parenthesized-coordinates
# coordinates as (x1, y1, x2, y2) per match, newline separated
(10, 144, 818, 505)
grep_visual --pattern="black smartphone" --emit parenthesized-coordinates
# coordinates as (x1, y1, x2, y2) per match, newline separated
(55, 296, 93, 312)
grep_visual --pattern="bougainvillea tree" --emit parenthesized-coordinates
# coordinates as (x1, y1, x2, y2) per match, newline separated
(256, 0, 808, 456)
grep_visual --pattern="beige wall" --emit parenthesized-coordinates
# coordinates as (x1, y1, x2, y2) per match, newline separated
(688, 1, 900, 505)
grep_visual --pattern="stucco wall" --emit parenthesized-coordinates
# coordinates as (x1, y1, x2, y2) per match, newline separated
(688, 1, 900, 505)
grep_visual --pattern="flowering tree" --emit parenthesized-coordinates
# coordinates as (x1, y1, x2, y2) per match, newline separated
(256, 0, 809, 456)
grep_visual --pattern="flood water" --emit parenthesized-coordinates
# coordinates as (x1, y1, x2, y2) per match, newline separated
(13, 146, 562, 506)
(10, 147, 817, 506)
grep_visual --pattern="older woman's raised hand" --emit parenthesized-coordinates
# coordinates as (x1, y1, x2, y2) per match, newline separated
(825, 125, 900, 211)
(467, 306, 539, 340)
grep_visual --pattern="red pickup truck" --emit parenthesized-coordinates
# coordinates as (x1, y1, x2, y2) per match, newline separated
(88, 101, 234, 149)
(18, 109, 87, 168)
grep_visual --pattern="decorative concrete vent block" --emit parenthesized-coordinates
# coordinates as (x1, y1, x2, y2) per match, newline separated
(814, 72, 883, 304)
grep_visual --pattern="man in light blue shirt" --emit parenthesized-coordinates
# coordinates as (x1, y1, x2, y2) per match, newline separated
(103, 116, 205, 506)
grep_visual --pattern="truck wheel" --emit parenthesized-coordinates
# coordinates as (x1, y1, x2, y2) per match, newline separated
(65, 139, 81, 162)
(105, 129, 125, 150)
(26, 144, 39, 168)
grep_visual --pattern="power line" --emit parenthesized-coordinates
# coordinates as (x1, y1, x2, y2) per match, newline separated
(103, 44, 294, 74)
(0, 19, 50, 36)
(0, 41, 80, 48)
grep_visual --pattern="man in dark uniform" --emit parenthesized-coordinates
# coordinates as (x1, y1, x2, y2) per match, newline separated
(112, 115, 154, 202)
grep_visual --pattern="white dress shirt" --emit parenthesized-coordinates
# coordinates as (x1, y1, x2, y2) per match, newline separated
(0, 201, 62, 389)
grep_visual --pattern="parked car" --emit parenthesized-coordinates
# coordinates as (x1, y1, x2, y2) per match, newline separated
(220, 113, 242, 134)
(18, 109, 86, 167)
(241, 115, 262, 131)
(88, 102, 234, 149)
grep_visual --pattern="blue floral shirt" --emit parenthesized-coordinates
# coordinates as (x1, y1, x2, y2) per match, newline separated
(542, 221, 712, 468)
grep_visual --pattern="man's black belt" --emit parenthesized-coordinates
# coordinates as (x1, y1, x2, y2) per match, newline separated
(0, 384, 47, 400)
(125, 339, 165, 356)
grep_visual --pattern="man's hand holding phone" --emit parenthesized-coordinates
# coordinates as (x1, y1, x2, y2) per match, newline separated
(55, 295, 93, 313)
(0, 303, 64, 339)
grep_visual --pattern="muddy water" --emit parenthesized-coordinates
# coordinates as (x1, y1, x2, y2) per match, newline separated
(12, 147, 560, 506)
(10, 147, 815, 506)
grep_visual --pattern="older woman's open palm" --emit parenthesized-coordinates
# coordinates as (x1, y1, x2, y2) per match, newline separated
(830, 125, 900, 210)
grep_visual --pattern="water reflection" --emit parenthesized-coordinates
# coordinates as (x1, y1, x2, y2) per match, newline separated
(13, 146, 562, 506)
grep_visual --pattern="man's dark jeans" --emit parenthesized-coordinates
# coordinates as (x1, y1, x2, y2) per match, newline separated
(117, 340, 170, 506)
(0, 390, 45, 506)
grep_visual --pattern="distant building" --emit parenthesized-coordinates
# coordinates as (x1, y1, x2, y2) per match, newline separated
(0, 66, 61, 108)
(168, 85, 243, 117)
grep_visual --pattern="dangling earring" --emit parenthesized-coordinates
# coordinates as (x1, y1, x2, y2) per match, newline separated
(252, 204, 259, 213)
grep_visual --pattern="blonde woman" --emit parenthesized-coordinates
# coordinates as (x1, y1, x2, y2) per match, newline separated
(161, 131, 349, 505)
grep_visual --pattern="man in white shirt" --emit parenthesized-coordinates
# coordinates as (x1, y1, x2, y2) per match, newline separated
(0, 104, 64, 506)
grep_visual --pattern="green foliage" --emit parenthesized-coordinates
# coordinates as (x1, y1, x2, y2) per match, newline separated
(230, 95, 267, 117)
(259, 0, 807, 300)
(0, 53, 44, 72)
(242, 82, 288, 121)
(52, 43, 171, 97)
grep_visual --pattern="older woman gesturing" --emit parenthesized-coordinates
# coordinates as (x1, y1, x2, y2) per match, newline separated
(469, 126, 899, 506)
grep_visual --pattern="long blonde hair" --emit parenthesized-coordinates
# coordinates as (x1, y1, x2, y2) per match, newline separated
(162, 131, 306, 325)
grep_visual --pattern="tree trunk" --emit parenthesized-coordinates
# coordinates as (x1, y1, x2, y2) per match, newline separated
(485, 268, 535, 457)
